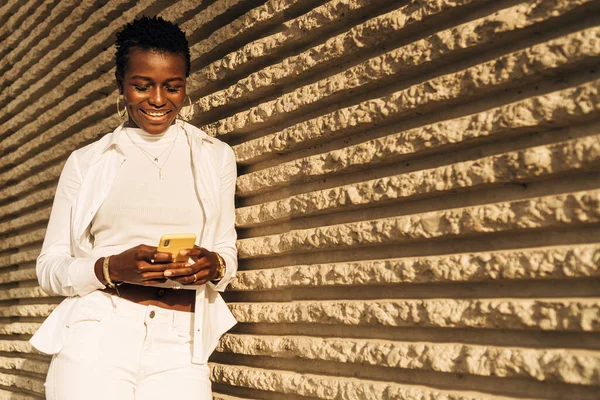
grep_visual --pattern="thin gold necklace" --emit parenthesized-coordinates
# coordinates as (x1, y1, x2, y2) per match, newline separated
(125, 125, 180, 180)
(133, 141, 171, 162)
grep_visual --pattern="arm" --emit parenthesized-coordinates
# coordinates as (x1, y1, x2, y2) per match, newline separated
(38, 151, 187, 295)
(36, 153, 106, 297)
(164, 143, 238, 289)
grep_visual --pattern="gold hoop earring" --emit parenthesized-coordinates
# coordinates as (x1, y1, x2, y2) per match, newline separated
(178, 95, 194, 121)
(116, 95, 127, 119)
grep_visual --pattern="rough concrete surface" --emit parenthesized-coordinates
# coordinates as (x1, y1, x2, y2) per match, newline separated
(195, 0, 400, 111)
(0, 251, 38, 270)
(0, 268, 37, 286)
(200, 0, 594, 128)
(0, 387, 40, 400)
(0, 372, 43, 397)
(231, 26, 600, 163)
(189, 0, 305, 62)
(237, 190, 600, 258)
(231, 245, 600, 290)
(0, 356, 47, 375)
(0, 0, 63, 69)
(189, 0, 486, 94)
(211, 362, 510, 400)
(0, 0, 46, 50)
(0, 323, 41, 336)
(218, 334, 600, 384)
(235, 131, 600, 209)
(0, 341, 38, 355)
(229, 298, 600, 331)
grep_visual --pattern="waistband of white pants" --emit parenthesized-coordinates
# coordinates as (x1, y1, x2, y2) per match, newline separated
(82, 290, 194, 331)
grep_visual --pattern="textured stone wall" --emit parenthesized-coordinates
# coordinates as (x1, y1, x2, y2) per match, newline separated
(1, 0, 599, 398)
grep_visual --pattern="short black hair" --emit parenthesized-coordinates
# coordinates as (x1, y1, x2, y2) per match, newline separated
(115, 16, 191, 81)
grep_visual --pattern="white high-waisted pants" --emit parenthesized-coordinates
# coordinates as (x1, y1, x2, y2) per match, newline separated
(44, 291, 211, 400)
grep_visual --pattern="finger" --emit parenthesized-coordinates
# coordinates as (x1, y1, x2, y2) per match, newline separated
(169, 275, 205, 285)
(178, 248, 201, 259)
(179, 246, 209, 258)
(137, 262, 170, 273)
(136, 249, 158, 261)
(172, 274, 210, 285)
(163, 263, 194, 277)
(164, 259, 211, 277)
(151, 251, 173, 263)
(183, 257, 212, 271)
(169, 268, 212, 285)
(140, 271, 169, 281)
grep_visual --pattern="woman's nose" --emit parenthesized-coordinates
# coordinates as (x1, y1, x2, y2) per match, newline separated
(148, 88, 166, 107)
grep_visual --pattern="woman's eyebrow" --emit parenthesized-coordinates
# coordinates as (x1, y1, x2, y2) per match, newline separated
(129, 75, 152, 81)
(129, 75, 185, 83)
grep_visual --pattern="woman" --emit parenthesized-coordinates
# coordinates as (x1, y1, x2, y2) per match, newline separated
(30, 16, 237, 399)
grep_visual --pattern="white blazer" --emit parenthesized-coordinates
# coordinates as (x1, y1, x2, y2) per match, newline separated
(30, 120, 237, 364)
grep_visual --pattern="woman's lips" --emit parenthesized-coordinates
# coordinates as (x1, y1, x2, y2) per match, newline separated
(140, 109, 171, 122)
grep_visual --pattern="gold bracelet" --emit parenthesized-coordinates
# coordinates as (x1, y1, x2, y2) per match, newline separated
(102, 256, 122, 296)
(213, 253, 226, 282)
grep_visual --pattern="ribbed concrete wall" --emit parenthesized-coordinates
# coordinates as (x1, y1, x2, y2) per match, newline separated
(1, 0, 599, 398)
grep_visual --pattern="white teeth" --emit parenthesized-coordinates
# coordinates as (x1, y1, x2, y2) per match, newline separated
(144, 111, 168, 117)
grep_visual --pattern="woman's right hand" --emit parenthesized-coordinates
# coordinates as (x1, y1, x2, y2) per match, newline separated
(95, 245, 177, 285)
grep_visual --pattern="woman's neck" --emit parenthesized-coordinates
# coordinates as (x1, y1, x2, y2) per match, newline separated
(124, 122, 179, 143)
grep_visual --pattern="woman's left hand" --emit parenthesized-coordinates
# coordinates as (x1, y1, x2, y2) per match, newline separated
(163, 246, 219, 285)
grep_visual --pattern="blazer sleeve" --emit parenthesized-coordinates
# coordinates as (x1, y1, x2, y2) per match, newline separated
(36, 152, 106, 297)
(208, 143, 238, 292)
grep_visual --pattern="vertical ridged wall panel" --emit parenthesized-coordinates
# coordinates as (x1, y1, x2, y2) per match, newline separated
(1, 0, 599, 399)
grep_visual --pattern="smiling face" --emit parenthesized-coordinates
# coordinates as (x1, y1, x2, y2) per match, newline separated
(118, 48, 187, 135)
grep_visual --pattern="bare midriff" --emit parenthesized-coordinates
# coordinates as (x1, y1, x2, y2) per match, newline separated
(102, 284, 195, 312)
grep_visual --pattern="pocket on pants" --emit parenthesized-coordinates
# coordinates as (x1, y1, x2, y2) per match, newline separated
(60, 304, 108, 362)
(170, 327, 194, 345)
(66, 304, 103, 327)
(167, 326, 195, 361)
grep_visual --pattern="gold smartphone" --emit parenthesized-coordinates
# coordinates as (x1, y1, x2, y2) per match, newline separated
(157, 233, 197, 262)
